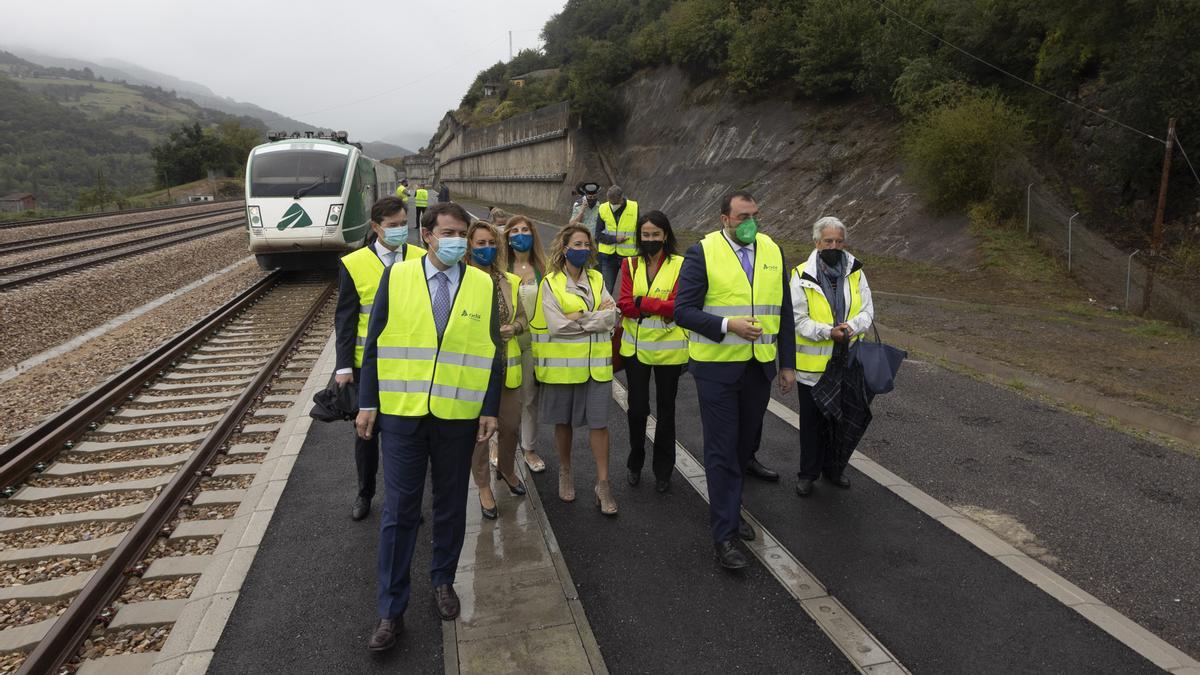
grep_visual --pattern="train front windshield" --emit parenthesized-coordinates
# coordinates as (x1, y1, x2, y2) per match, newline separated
(250, 150, 348, 198)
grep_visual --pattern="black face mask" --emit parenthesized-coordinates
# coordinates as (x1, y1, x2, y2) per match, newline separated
(640, 240, 663, 256)
(819, 248, 843, 266)
(585, 196, 597, 206)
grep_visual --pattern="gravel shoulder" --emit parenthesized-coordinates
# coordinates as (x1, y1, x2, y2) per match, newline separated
(0, 256, 265, 445)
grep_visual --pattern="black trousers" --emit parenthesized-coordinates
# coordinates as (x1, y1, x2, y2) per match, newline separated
(353, 368, 379, 500)
(695, 363, 770, 544)
(797, 383, 841, 480)
(414, 206, 426, 227)
(624, 355, 682, 481)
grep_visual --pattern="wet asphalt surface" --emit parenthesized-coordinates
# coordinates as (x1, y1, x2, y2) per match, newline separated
(209, 420, 442, 674)
(526, 409, 852, 674)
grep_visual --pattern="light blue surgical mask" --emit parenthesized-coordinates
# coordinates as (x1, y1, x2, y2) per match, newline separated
(434, 236, 467, 265)
(471, 246, 497, 267)
(380, 228, 407, 248)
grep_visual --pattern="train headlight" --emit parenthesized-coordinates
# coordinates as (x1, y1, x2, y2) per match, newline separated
(326, 204, 343, 227)
(247, 206, 262, 228)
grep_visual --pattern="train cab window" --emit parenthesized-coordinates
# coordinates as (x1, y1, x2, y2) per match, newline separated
(250, 151, 348, 198)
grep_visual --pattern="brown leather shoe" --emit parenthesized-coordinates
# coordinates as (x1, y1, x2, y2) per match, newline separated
(367, 617, 402, 652)
(434, 584, 460, 620)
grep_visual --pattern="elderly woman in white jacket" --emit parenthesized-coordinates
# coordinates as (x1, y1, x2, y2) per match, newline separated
(789, 216, 875, 497)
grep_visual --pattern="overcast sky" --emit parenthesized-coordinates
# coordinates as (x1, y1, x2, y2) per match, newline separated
(0, 0, 565, 149)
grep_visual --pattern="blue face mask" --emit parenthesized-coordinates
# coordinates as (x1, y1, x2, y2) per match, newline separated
(565, 248, 590, 268)
(471, 246, 497, 267)
(434, 236, 467, 265)
(509, 233, 533, 252)
(380, 227, 407, 247)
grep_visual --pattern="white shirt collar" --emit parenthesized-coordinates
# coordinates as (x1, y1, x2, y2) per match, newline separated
(423, 255, 461, 285)
(722, 230, 755, 252)
(373, 238, 399, 262)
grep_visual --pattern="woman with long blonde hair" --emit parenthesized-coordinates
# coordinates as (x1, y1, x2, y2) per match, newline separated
(501, 215, 550, 474)
(528, 225, 620, 515)
(466, 221, 528, 519)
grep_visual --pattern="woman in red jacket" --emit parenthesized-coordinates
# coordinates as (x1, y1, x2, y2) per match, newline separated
(617, 210, 687, 493)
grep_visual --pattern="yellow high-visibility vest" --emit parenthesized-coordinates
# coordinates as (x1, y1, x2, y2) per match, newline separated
(395, 184, 408, 203)
(414, 188, 429, 207)
(341, 243, 426, 368)
(597, 199, 638, 257)
(501, 271, 523, 389)
(376, 260, 496, 419)
(686, 231, 783, 364)
(528, 269, 613, 384)
(793, 265, 864, 374)
(619, 255, 687, 366)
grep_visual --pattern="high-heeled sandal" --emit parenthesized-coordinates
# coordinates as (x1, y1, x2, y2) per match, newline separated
(558, 466, 575, 502)
(594, 479, 618, 516)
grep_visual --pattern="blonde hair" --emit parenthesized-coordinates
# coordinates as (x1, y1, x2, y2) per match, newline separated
(500, 214, 548, 277)
(467, 220, 501, 274)
(548, 225, 595, 274)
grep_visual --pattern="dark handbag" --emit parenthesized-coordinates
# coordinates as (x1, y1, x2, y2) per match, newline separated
(310, 374, 359, 422)
(851, 324, 906, 395)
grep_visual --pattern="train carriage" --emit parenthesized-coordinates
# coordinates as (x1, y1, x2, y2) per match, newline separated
(245, 131, 398, 270)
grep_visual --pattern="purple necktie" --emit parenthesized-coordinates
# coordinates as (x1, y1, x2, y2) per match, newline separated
(432, 272, 451, 338)
(737, 247, 753, 283)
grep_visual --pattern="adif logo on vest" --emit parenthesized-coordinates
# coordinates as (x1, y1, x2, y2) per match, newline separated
(277, 204, 314, 230)
(760, 262, 780, 272)
(459, 309, 482, 321)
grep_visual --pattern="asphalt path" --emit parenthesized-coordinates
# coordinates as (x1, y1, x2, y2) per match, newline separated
(797, 357, 1200, 657)
(209, 419, 443, 674)
(525, 405, 853, 674)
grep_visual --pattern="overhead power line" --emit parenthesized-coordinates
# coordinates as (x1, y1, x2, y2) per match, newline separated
(870, 0, 1166, 144)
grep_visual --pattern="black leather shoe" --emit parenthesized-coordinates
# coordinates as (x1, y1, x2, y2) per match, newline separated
(827, 473, 851, 488)
(434, 584, 460, 620)
(351, 497, 370, 521)
(654, 479, 670, 493)
(628, 471, 641, 486)
(737, 517, 756, 542)
(479, 497, 498, 521)
(745, 459, 780, 482)
(367, 617, 402, 651)
(715, 540, 749, 570)
(795, 478, 814, 497)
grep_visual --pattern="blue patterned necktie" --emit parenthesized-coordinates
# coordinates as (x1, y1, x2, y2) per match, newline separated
(737, 246, 754, 283)
(384, 250, 397, 267)
(432, 272, 451, 338)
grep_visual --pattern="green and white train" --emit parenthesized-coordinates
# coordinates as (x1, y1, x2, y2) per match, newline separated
(245, 131, 399, 270)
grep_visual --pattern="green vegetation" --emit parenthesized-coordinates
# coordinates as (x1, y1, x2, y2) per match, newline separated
(152, 120, 262, 187)
(0, 50, 264, 209)
(457, 0, 1200, 246)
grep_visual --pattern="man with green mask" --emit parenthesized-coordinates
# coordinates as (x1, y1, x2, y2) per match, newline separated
(675, 190, 796, 570)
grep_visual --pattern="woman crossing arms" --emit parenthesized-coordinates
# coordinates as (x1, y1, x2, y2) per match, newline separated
(529, 225, 621, 515)
(616, 211, 687, 493)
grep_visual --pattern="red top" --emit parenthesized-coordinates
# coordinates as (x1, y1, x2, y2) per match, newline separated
(617, 255, 677, 321)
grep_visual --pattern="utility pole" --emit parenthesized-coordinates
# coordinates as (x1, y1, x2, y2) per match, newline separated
(1141, 117, 1176, 315)
(509, 31, 513, 60)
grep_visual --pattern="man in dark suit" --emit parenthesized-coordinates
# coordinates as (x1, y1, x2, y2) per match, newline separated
(675, 191, 796, 570)
(333, 197, 424, 521)
(356, 202, 502, 651)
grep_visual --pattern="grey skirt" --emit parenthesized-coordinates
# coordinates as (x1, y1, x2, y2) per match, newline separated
(538, 379, 612, 430)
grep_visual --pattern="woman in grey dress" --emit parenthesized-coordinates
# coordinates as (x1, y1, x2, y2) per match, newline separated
(529, 225, 620, 515)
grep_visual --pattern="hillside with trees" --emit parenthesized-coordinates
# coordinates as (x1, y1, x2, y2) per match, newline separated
(455, 0, 1200, 280)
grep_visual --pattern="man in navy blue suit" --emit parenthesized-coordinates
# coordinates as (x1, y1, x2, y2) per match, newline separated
(675, 191, 796, 570)
(356, 202, 503, 650)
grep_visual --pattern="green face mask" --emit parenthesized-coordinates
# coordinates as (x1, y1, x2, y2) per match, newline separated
(734, 217, 758, 245)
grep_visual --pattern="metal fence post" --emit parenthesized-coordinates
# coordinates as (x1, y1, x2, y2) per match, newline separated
(1026, 183, 1033, 234)
(1126, 249, 1141, 311)
(1068, 212, 1080, 273)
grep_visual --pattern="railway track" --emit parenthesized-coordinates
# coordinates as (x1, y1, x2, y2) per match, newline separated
(0, 201, 244, 232)
(0, 270, 335, 674)
(0, 208, 244, 256)
(0, 219, 244, 292)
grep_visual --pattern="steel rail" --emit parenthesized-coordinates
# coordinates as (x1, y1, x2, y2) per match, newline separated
(0, 218, 243, 292)
(0, 199, 244, 231)
(0, 207, 244, 255)
(12, 273, 334, 675)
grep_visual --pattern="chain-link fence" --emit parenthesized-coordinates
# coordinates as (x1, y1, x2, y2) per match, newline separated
(1025, 184, 1200, 330)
